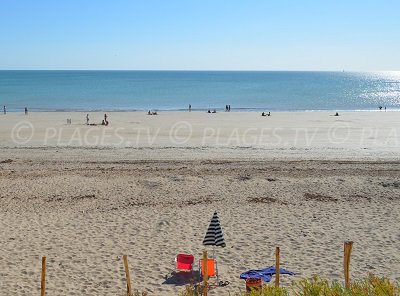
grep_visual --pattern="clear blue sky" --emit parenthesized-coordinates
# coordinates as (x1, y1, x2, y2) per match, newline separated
(0, 0, 399, 70)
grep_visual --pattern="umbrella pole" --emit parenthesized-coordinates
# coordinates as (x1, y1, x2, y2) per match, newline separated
(213, 246, 215, 259)
(213, 246, 218, 284)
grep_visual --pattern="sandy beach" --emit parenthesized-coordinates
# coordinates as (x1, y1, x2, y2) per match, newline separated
(1, 111, 400, 158)
(1, 111, 400, 295)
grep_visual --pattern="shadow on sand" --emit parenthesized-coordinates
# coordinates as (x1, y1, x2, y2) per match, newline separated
(163, 271, 200, 286)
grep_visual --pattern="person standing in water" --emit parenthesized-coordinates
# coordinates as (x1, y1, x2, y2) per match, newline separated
(3, 105, 6, 114)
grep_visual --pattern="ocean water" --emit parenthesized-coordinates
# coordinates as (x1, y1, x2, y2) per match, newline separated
(0, 71, 399, 112)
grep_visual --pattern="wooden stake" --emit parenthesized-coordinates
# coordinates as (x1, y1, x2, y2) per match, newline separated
(41, 256, 46, 296)
(203, 250, 208, 296)
(123, 255, 133, 296)
(344, 241, 353, 289)
(275, 247, 280, 287)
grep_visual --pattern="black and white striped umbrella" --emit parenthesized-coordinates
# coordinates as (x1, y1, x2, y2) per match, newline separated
(202, 211, 226, 247)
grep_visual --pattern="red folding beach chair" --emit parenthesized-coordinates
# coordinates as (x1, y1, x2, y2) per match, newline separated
(175, 253, 195, 273)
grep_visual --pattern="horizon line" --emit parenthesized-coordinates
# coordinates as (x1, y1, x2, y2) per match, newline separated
(0, 69, 399, 72)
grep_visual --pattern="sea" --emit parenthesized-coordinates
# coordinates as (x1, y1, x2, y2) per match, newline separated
(0, 71, 399, 112)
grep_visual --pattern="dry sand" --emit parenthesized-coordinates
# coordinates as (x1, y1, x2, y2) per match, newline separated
(0, 111, 400, 295)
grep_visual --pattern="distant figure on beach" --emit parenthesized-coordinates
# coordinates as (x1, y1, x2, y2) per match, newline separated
(102, 114, 109, 125)
(262, 111, 271, 117)
(228, 105, 231, 111)
(189, 104, 191, 112)
(225, 105, 228, 112)
(334, 112, 339, 116)
(385, 106, 387, 112)
(379, 106, 382, 111)
(152, 111, 158, 115)
(148, 110, 151, 115)
(24, 107, 28, 115)
(3, 105, 6, 114)
(86, 114, 89, 125)
(207, 109, 211, 113)
(212, 109, 216, 113)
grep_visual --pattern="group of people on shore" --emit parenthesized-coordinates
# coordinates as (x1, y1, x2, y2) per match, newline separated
(86, 113, 109, 126)
(3, 106, 28, 115)
(188, 104, 231, 113)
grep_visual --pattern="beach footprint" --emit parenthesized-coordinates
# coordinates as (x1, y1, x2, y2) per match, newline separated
(155, 219, 171, 233)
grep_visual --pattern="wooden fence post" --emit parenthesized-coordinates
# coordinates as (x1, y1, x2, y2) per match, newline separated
(275, 247, 280, 287)
(203, 250, 208, 296)
(344, 241, 353, 289)
(123, 255, 133, 296)
(41, 256, 46, 296)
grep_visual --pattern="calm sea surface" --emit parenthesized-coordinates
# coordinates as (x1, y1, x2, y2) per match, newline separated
(0, 71, 399, 112)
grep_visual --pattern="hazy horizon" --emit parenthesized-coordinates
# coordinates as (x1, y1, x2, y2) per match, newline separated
(1, 70, 399, 73)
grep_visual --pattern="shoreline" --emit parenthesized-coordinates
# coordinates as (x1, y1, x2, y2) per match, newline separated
(1, 108, 397, 113)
